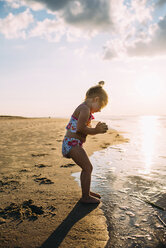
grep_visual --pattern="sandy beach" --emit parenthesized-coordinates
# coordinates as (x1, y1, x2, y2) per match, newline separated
(0, 117, 128, 248)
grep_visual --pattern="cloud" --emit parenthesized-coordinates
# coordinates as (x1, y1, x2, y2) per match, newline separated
(29, 17, 94, 42)
(103, 0, 166, 59)
(5, 0, 44, 11)
(25, 0, 111, 31)
(0, 9, 34, 39)
(33, 0, 70, 11)
(126, 15, 166, 57)
(103, 39, 127, 59)
(1, 0, 108, 42)
(5, 0, 112, 31)
(103, 15, 166, 59)
(29, 18, 65, 42)
(5, 0, 21, 9)
(62, 0, 111, 31)
(156, 0, 166, 7)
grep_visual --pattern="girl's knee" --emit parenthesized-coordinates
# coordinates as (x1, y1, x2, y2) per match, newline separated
(84, 164, 93, 174)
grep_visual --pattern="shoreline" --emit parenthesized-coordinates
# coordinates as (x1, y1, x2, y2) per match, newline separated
(0, 117, 128, 248)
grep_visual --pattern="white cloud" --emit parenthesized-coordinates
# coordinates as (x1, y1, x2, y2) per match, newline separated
(131, 0, 153, 23)
(66, 25, 96, 42)
(5, 0, 112, 31)
(103, 0, 166, 59)
(103, 14, 166, 60)
(3, 0, 113, 42)
(5, 0, 21, 9)
(5, 0, 44, 11)
(29, 17, 93, 42)
(69, 1, 83, 16)
(103, 39, 127, 59)
(0, 9, 34, 39)
(29, 18, 65, 42)
(126, 15, 166, 57)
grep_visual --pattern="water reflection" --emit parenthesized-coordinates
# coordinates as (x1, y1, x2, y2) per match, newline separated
(138, 116, 159, 175)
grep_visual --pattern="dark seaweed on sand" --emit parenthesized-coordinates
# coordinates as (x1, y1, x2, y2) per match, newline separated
(60, 163, 76, 168)
(0, 200, 44, 221)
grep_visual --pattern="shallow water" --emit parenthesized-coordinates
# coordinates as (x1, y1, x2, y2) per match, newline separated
(73, 116, 166, 247)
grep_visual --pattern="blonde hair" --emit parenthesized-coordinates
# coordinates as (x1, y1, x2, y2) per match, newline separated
(85, 81, 108, 108)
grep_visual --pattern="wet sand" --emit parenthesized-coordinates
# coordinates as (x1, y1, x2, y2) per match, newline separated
(100, 171, 166, 248)
(0, 117, 127, 248)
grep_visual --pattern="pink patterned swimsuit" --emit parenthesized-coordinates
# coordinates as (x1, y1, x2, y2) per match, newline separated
(62, 113, 94, 158)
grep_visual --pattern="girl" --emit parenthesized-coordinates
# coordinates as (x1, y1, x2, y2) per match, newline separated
(62, 81, 108, 204)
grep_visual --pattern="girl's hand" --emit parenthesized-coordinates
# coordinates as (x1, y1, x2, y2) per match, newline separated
(95, 122, 108, 134)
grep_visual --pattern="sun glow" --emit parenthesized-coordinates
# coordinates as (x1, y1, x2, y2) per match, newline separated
(138, 116, 159, 174)
(135, 73, 163, 99)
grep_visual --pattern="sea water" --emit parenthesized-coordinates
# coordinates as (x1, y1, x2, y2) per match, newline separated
(72, 116, 166, 247)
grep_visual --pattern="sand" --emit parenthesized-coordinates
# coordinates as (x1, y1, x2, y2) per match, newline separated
(0, 117, 128, 248)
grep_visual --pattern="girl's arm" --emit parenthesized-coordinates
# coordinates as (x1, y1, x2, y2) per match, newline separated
(76, 107, 108, 135)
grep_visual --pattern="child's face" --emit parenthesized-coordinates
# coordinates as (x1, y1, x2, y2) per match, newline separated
(91, 97, 102, 113)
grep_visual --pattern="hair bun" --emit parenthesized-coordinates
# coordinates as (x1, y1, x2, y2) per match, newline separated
(98, 81, 105, 87)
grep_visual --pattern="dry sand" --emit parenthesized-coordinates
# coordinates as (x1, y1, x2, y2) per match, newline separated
(0, 117, 128, 248)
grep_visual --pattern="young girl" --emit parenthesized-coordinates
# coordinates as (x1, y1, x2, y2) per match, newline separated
(62, 81, 108, 204)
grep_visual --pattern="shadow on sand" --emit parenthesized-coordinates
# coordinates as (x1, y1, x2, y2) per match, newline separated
(40, 201, 99, 248)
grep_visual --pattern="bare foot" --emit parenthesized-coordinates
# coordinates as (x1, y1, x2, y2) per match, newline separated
(80, 195, 100, 204)
(90, 191, 101, 199)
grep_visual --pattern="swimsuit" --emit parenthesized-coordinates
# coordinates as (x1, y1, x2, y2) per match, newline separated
(62, 137, 83, 158)
(62, 113, 94, 158)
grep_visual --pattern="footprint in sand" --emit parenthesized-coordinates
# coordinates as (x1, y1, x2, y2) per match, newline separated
(60, 163, 76, 168)
(34, 177, 54, 185)
(100, 142, 111, 149)
(44, 205, 56, 217)
(31, 153, 49, 157)
(35, 164, 49, 168)
(0, 200, 44, 222)
(0, 179, 20, 191)
(19, 169, 29, 172)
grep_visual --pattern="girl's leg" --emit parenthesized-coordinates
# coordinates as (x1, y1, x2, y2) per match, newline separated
(68, 145, 100, 204)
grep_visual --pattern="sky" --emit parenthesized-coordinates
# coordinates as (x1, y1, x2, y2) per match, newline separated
(0, 0, 166, 118)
